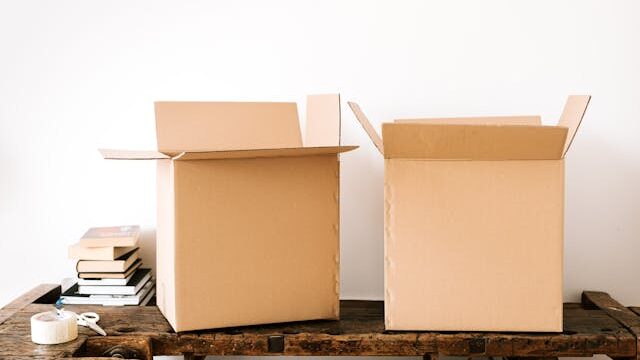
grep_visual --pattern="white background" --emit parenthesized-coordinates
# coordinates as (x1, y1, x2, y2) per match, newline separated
(1, 1, 640, 358)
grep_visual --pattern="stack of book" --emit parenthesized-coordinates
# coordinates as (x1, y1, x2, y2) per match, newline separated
(61, 225, 155, 306)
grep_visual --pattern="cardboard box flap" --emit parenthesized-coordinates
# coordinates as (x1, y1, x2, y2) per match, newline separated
(155, 101, 302, 152)
(99, 149, 172, 160)
(172, 145, 358, 161)
(382, 123, 568, 160)
(395, 116, 541, 125)
(305, 94, 341, 147)
(558, 95, 590, 157)
(347, 101, 384, 155)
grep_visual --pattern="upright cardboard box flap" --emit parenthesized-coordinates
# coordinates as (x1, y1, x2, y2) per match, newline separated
(155, 101, 302, 152)
(172, 146, 357, 161)
(306, 94, 341, 147)
(382, 123, 568, 160)
(347, 101, 384, 154)
(99, 149, 171, 160)
(395, 115, 541, 125)
(558, 95, 591, 157)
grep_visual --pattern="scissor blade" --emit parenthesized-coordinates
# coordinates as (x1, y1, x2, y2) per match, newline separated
(87, 321, 107, 336)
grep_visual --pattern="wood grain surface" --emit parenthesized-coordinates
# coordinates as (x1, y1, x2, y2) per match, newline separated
(1, 286, 639, 359)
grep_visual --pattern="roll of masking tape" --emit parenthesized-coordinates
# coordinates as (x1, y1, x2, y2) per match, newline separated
(30, 311, 78, 344)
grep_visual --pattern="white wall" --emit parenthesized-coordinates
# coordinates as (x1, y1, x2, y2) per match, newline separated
(1, 0, 640, 320)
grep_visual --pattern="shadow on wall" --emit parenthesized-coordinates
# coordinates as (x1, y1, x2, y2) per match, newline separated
(339, 110, 386, 300)
(564, 123, 640, 303)
(139, 228, 157, 278)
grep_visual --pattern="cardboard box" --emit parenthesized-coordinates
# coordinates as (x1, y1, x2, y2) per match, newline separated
(348, 95, 590, 332)
(101, 94, 357, 331)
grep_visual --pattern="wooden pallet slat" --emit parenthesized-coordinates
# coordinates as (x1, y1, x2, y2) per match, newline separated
(582, 291, 640, 360)
(2, 285, 640, 359)
(0, 284, 60, 325)
(583, 291, 640, 333)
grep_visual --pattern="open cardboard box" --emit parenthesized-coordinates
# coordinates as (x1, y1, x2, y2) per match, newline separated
(102, 94, 357, 331)
(349, 95, 590, 332)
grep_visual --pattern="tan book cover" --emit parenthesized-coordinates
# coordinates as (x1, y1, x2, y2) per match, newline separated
(79, 225, 140, 248)
(68, 243, 136, 261)
(76, 249, 139, 273)
(78, 259, 142, 279)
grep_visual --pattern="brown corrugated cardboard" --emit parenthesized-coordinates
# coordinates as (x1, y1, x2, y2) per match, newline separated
(154, 101, 302, 152)
(306, 94, 341, 146)
(171, 155, 339, 329)
(348, 95, 590, 332)
(395, 115, 542, 125)
(349, 102, 384, 154)
(102, 94, 356, 331)
(558, 95, 591, 155)
(381, 123, 568, 160)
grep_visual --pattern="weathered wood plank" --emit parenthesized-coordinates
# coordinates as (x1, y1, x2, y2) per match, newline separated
(83, 336, 153, 360)
(627, 307, 640, 326)
(0, 357, 59, 360)
(583, 291, 640, 360)
(183, 355, 207, 360)
(66, 358, 133, 360)
(1, 284, 61, 310)
(0, 284, 60, 325)
(5, 302, 637, 357)
(0, 333, 87, 358)
(0, 303, 172, 336)
(60, 358, 125, 360)
(1, 291, 637, 358)
(583, 291, 640, 334)
(0, 358, 119, 360)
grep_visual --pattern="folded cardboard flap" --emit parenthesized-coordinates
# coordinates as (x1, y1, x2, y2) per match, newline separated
(395, 115, 541, 125)
(172, 146, 357, 161)
(100, 146, 357, 161)
(382, 123, 567, 160)
(155, 101, 303, 153)
(347, 102, 384, 154)
(558, 95, 591, 156)
(306, 94, 341, 147)
(102, 94, 355, 161)
(99, 149, 172, 160)
(349, 95, 591, 160)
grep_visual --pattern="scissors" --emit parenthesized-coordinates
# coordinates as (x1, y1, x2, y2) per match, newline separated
(55, 300, 106, 336)
(76, 312, 107, 336)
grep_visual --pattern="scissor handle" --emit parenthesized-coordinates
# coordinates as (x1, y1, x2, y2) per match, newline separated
(80, 312, 100, 322)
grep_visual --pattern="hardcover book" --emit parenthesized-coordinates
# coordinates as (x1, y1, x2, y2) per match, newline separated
(79, 268, 151, 295)
(78, 271, 135, 286)
(76, 249, 139, 273)
(68, 243, 137, 261)
(78, 259, 141, 279)
(79, 225, 140, 248)
(61, 280, 155, 306)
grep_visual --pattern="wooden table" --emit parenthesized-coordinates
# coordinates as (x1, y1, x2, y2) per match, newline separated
(2, 285, 640, 360)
